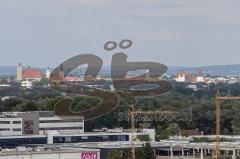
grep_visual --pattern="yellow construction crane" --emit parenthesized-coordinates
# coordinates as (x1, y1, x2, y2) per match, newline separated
(128, 105, 175, 159)
(129, 105, 136, 159)
(215, 90, 240, 159)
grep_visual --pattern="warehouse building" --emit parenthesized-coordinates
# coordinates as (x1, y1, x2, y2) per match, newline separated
(0, 146, 100, 159)
(0, 111, 84, 136)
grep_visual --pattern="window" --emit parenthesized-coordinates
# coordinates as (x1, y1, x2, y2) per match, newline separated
(40, 119, 83, 123)
(39, 127, 83, 130)
(12, 128, 21, 131)
(13, 121, 21, 124)
(0, 121, 10, 124)
(0, 128, 10, 131)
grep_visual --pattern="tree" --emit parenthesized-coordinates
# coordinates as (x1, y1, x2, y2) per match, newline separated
(138, 135, 150, 141)
(142, 143, 155, 159)
(106, 149, 122, 159)
(158, 123, 181, 140)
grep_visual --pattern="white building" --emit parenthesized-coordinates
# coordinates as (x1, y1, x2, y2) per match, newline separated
(39, 116, 84, 135)
(0, 147, 100, 159)
(0, 112, 84, 136)
(0, 118, 22, 136)
(16, 63, 23, 81)
(16, 63, 42, 81)
(175, 70, 204, 83)
(21, 80, 33, 89)
(196, 76, 204, 83)
(175, 70, 186, 82)
(46, 66, 51, 79)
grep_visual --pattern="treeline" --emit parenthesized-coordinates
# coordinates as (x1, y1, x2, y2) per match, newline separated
(1, 81, 240, 139)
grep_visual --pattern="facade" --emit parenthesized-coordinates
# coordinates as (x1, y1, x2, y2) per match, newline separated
(0, 127, 154, 148)
(0, 117, 22, 136)
(175, 70, 186, 82)
(0, 112, 84, 136)
(16, 63, 23, 81)
(175, 70, 204, 83)
(21, 80, 33, 89)
(39, 116, 84, 135)
(0, 147, 100, 159)
(46, 66, 51, 79)
(16, 64, 42, 81)
(0, 131, 149, 148)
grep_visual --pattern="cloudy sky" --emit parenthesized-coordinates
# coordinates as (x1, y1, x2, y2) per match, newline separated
(0, 0, 240, 67)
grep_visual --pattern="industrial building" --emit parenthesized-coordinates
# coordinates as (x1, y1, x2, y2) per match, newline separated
(0, 146, 100, 159)
(0, 130, 154, 149)
(0, 111, 84, 136)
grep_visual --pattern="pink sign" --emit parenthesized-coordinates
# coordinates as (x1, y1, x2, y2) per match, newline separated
(81, 152, 98, 159)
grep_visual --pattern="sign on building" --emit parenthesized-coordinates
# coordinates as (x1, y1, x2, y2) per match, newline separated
(80, 152, 98, 159)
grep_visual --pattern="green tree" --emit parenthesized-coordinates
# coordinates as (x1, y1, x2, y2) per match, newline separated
(158, 123, 181, 140)
(106, 149, 122, 159)
(138, 135, 150, 141)
(142, 143, 155, 159)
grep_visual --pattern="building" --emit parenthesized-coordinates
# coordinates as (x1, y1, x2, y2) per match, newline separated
(64, 76, 81, 82)
(0, 146, 100, 159)
(0, 111, 84, 136)
(17, 64, 42, 81)
(21, 80, 33, 89)
(175, 70, 204, 83)
(46, 66, 51, 79)
(175, 70, 186, 82)
(16, 63, 23, 81)
(0, 130, 153, 149)
(0, 112, 39, 136)
(39, 115, 84, 135)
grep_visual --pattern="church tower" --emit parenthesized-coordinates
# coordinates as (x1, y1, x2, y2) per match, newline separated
(46, 66, 51, 79)
(16, 63, 23, 81)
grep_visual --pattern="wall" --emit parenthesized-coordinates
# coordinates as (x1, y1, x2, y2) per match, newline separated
(0, 151, 100, 159)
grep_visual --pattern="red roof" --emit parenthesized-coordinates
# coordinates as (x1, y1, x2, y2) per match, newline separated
(22, 68, 42, 80)
(64, 76, 80, 81)
(177, 70, 186, 77)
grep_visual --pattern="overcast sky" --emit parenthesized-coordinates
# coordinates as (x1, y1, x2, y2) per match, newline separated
(1, 0, 240, 67)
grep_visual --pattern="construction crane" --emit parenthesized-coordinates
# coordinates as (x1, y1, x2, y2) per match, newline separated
(129, 105, 136, 159)
(128, 105, 175, 159)
(215, 90, 240, 159)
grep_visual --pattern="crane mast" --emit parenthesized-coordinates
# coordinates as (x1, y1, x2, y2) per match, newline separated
(215, 90, 240, 159)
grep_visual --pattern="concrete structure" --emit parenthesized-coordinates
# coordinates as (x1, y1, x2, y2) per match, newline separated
(0, 129, 154, 149)
(0, 146, 100, 159)
(21, 80, 33, 89)
(67, 141, 240, 159)
(16, 64, 42, 81)
(16, 63, 23, 81)
(0, 117, 22, 136)
(0, 112, 39, 135)
(175, 70, 186, 82)
(0, 112, 84, 136)
(46, 66, 51, 79)
(39, 115, 84, 135)
(175, 70, 204, 83)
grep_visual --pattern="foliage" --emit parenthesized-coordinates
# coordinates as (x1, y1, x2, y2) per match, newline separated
(158, 123, 181, 140)
(192, 137, 211, 142)
(138, 135, 150, 141)
(2, 81, 240, 136)
(142, 143, 155, 159)
(71, 96, 100, 112)
(106, 149, 122, 159)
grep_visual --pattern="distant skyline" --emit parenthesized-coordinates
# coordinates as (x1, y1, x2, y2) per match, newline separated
(1, 0, 240, 67)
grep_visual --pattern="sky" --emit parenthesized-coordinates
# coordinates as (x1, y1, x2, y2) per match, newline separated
(1, 0, 240, 68)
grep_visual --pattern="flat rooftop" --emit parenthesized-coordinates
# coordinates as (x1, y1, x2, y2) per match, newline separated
(0, 146, 99, 156)
(59, 141, 240, 150)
